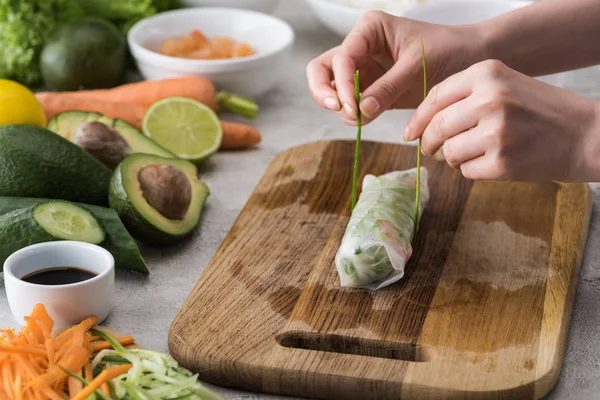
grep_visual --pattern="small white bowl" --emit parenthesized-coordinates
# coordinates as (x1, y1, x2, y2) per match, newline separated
(128, 8, 295, 98)
(179, 0, 281, 14)
(402, 0, 567, 87)
(4, 241, 115, 329)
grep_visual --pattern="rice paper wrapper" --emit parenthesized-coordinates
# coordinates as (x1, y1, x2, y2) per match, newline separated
(335, 167, 429, 290)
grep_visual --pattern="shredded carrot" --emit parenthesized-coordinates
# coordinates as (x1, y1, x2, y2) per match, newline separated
(67, 372, 83, 398)
(0, 345, 46, 357)
(101, 381, 110, 396)
(0, 304, 135, 399)
(72, 364, 132, 400)
(84, 363, 93, 383)
(91, 336, 135, 352)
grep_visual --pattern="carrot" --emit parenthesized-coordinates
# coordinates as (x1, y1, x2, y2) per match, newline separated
(67, 369, 83, 398)
(221, 121, 261, 149)
(100, 382, 110, 396)
(36, 76, 217, 111)
(71, 364, 132, 400)
(91, 336, 135, 352)
(0, 345, 46, 357)
(22, 305, 53, 343)
(35, 93, 147, 128)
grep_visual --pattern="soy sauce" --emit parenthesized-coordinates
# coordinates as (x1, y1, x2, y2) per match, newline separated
(22, 267, 97, 286)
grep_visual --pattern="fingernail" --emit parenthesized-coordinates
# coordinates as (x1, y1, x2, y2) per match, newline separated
(360, 96, 380, 118)
(404, 126, 411, 141)
(343, 102, 356, 118)
(324, 97, 340, 111)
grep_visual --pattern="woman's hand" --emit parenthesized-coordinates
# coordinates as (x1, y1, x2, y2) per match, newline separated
(405, 60, 600, 182)
(306, 11, 488, 124)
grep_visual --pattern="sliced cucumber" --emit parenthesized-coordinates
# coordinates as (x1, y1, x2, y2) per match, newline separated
(0, 197, 148, 274)
(32, 201, 105, 244)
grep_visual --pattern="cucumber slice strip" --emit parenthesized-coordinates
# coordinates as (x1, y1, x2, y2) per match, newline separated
(33, 201, 105, 244)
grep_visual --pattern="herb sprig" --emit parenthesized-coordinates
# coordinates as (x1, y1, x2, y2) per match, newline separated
(413, 39, 426, 239)
(351, 70, 362, 211)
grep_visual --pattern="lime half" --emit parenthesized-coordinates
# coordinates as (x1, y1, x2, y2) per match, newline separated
(142, 97, 223, 163)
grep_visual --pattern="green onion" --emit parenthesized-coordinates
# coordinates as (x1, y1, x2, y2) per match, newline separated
(351, 70, 362, 211)
(216, 91, 259, 119)
(413, 38, 427, 239)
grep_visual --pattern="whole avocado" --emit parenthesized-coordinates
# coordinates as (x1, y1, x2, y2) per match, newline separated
(0, 124, 112, 206)
(40, 17, 126, 91)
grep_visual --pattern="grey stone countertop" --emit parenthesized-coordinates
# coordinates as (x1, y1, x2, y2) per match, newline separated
(1, 2, 600, 400)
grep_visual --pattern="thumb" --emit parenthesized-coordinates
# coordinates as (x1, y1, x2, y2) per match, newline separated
(359, 56, 419, 120)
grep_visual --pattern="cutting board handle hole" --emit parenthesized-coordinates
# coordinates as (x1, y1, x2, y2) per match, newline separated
(276, 332, 434, 362)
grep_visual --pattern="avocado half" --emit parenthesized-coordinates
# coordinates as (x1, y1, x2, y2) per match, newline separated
(47, 111, 175, 159)
(109, 154, 209, 245)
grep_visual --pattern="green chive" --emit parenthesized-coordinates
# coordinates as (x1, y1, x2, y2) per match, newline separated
(351, 70, 362, 211)
(413, 38, 427, 239)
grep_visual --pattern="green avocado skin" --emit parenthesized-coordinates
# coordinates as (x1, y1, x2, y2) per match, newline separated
(0, 206, 55, 270)
(0, 197, 148, 274)
(0, 125, 112, 206)
(108, 166, 190, 246)
(40, 17, 126, 91)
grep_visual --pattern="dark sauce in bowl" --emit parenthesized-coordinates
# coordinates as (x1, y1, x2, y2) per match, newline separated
(21, 267, 97, 286)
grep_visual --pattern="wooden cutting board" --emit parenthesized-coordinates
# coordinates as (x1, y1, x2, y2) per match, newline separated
(169, 140, 591, 400)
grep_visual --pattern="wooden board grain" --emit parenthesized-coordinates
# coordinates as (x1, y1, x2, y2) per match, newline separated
(169, 140, 591, 400)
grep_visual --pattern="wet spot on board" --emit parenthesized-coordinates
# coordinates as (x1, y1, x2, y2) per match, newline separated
(524, 359, 534, 370)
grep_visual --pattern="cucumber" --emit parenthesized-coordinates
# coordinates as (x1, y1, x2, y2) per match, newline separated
(0, 197, 148, 274)
(33, 201, 105, 244)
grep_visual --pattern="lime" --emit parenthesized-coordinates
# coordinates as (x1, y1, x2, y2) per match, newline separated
(0, 79, 46, 127)
(142, 97, 222, 163)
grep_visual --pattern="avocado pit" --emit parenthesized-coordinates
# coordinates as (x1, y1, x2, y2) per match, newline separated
(73, 121, 132, 169)
(137, 164, 192, 220)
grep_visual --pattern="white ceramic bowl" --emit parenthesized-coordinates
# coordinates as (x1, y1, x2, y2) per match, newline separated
(128, 8, 295, 98)
(305, 0, 365, 37)
(402, 0, 567, 87)
(306, 0, 425, 37)
(4, 241, 115, 329)
(179, 0, 281, 13)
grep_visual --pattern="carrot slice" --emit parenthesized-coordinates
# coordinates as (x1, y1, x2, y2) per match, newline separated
(67, 371, 83, 398)
(100, 382, 110, 396)
(0, 345, 46, 357)
(91, 336, 135, 352)
(71, 364, 132, 400)
(22, 305, 53, 344)
(54, 316, 98, 348)
(84, 363, 93, 383)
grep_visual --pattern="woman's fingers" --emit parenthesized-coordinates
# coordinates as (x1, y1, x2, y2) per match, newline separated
(332, 12, 391, 119)
(404, 67, 475, 142)
(359, 57, 420, 121)
(307, 48, 341, 111)
(332, 52, 359, 118)
(459, 154, 504, 181)
(420, 95, 482, 156)
(442, 126, 488, 169)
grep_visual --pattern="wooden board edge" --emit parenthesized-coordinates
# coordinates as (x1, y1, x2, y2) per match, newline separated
(533, 183, 592, 399)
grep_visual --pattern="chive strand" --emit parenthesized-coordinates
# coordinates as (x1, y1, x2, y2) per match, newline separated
(351, 70, 362, 211)
(414, 39, 427, 239)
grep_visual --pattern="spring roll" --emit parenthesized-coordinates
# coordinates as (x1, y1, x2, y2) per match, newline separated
(335, 167, 429, 290)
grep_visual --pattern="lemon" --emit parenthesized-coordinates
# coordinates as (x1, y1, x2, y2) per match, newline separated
(0, 79, 46, 127)
(142, 97, 223, 163)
